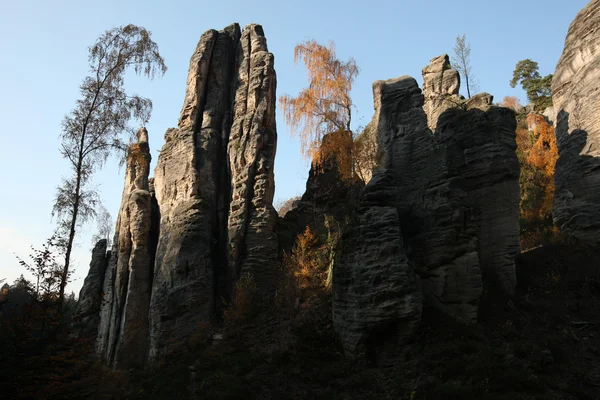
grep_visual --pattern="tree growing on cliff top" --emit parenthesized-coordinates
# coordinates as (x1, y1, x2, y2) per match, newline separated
(451, 34, 477, 98)
(279, 40, 359, 180)
(53, 24, 166, 308)
(510, 59, 552, 111)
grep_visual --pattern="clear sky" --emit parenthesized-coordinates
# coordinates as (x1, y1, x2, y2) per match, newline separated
(0, 0, 588, 294)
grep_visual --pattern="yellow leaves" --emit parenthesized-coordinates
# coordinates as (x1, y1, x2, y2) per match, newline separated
(279, 40, 358, 159)
(289, 226, 328, 289)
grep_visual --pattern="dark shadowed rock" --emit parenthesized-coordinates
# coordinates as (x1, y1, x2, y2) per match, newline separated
(552, 0, 600, 242)
(333, 71, 520, 358)
(438, 104, 520, 295)
(371, 76, 482, 322)
(72, 239, 108, 336)
(333, 204, 422, 364)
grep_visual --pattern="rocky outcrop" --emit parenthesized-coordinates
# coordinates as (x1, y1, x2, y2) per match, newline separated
(148, 23, 278, 360)
(436, 100, 520, 295)
(333, 70, 520, 360)
(96, 128, 155, 369)
(422, 54, 462, 130)
(423, 56, 520, 295)
(552, 0, 600, 242)
(227, 24, 278, 292)
(333, 204, 422, 364)
(371, 76, 482, 322)
(72, 239, 108, 336)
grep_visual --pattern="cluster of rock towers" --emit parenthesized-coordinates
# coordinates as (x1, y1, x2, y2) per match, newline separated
(74, 0, 600, 368)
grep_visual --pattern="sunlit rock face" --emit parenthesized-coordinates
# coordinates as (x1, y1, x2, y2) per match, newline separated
(148, 23, 278, 361)
(552, 0, 600, 242)
(421, 54, 462, 130)
(84, 23, 278, 367)
(96, 127, 155, 369)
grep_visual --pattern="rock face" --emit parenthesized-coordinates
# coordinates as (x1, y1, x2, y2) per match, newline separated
(333, 70, 520, 361)
(148, 23, 277, 360)
(87, 23, 278, 367)
(436, 98, 520, 295)
(552, 0, 600, 242)
(333, 204, 422, 364)
(371, 76, 482, 322)
(96, 128, 155, 369)
(72, 239, 108, 336)
(421, 54, 462, 130)
(227, 24, 278, 292)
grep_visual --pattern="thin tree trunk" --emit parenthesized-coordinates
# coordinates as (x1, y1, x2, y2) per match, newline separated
(466, 74, 471, 99)
(58, 153, 84, 311)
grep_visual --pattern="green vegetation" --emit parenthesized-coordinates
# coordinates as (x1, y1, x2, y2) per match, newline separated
(510, 59, 553, 111)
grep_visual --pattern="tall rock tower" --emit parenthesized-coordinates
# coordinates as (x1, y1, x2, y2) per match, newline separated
(552, 0, 600, 243)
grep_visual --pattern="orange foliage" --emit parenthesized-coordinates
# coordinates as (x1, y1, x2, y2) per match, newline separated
(517, 114, 559, 248)
(501, 96, 522, 112)
(525, 115, 558, 220)
(312, 130, 354, 180)
(278, 40, 358, 159)
(290, 226, 327, 289)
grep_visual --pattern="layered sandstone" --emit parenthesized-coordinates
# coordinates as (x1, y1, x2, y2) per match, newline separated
(333, 71, 521, 360)
(72, 239, 108, 336)
(148, 23, 278, 360)
(552, 0, 600, 242)
(421, 54, 462, 130)
(96, 128, 155, 369)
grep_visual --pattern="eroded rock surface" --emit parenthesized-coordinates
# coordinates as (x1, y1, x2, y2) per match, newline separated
(333, 71, 521, 360)
(227, 24, 278, 292)
(72, 239, 108, 337)
(552, 0, 600, 242)
(148, 23, 278, 360)
(333, 204, 422, 364)
(422, 54, 462, 130)
(96, 128, 154, 369)
(436, 101, 520, 295)
(371, 76, 482, 322)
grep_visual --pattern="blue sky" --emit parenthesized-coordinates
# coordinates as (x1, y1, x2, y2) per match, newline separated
(0, 0, 587, 294)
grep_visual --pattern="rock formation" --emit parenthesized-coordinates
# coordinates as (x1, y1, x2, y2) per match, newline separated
(372, 76, 482, 322)
(422, 55, 520, 295)
(81, 23, 278, 366)
(96, 127, 155, 369)
(421, 54, 462, 130)
(226, 25, 278, 291)
(552, 0, 600, 242)
(436, 98, 520, 295)
(147, 23, 277, 361)
(333, 66, 520, 361)
(72, 239, 108, 336)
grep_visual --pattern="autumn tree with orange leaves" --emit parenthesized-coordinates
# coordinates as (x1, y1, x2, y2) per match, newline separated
(279, 40, 361, 181)
(514, 113, 559, 248)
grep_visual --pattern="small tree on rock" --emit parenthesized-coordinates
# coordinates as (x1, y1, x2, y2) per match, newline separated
(279, 40, 359, 180)
(452, 34, 477, 98)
